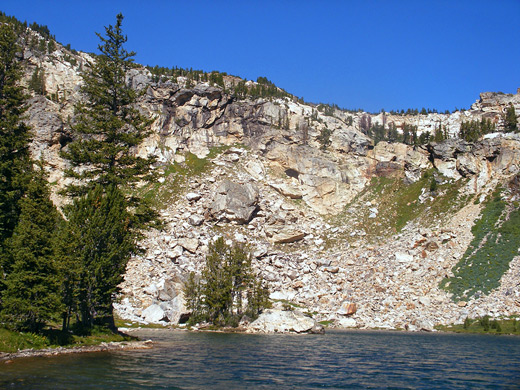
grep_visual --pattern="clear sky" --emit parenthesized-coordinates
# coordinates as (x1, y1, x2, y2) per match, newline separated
(2, 0, 519, 113)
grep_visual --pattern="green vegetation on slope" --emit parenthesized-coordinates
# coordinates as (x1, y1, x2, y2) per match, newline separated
(441, 186, 520, 301)
(0, 11, 54, 41)
(331, 171, 469, 242)
(140, 146, 233, 209)
(459, 118, 496, 141)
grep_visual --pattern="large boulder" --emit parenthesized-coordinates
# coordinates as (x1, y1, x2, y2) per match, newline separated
(156, 278, 178, 301)
(178, 238, 199, 253)
(338, 317, 357, 328)
(248, 309, 321, 333)
(163, 295, 189, 324)
(142, 304, 167, 323)
(331, 127, 372, 156)
(337, 301, 357, 316)
(209, 180, 259, 224)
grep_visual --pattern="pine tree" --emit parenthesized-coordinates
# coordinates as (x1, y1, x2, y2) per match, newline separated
(387, 123, 398, 143)
(463, 316, 471, 329)
(0, 24, 32, 243)
(418, 131, 431, 145)
(318, 127, 332, 150)
(61, 13, 155, 196)
(402, 124, 411, 145)
(1, 164, 62, 332)
(28, 66, 46, 95)
(58, 14, 158, 330)
(411, 126, 418, 145)
(54, 217, 82, 332)
(371, 123, 386, 145)
(0, 23, 33, 297)
(459, 120, 485, 142)
(433, 124, 445, 142)
(504, 103, 517, 132)
(183, 238, 270, 327)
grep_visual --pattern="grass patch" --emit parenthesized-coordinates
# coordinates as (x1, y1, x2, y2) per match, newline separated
(0, 326, 136, 353)
(0, 328, 50, 353)
(440, 187, 520, 301)
(67, 326, 135, 347)
(140, 144, 247, 209)
(273, 299, 304, 310)
(141, 152, 209, 208)
(436, 316, 520, 335)
(319, 320, 333, 327)
(140, 146, 237, 209)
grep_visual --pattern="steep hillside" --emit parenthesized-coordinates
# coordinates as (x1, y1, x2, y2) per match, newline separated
(12, 23, 520, 330)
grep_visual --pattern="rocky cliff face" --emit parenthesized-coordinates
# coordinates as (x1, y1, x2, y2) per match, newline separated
(18, 29, 520, 331)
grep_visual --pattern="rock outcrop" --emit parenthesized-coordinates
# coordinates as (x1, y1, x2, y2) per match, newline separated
(248, 309, 322, 334)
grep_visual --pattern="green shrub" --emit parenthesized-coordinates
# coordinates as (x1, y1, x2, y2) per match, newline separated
(440, 187, 520, 301)
(429, 177, 438, 192)
(480, 315, 490, 331)
(463, 317, 471, 329)
(0, 328, 50, 352)
(318, 127, 332, 150)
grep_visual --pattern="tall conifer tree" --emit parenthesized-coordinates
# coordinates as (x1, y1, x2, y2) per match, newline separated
(60, 14, 157, 329)
(0, 22, 63, 331)
(0, 23, 34, 310)
(183, 238, 270, 327)
(0, 24, 32, 252)
(62, 13, 155, 195)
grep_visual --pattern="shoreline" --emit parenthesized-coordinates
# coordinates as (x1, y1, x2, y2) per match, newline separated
(3, 324, 517, 362)
(0, 339, 153, 363)
(128, 323, 520, 336)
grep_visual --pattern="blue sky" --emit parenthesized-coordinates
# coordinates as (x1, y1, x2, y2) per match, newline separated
(2, 1, 519, 112)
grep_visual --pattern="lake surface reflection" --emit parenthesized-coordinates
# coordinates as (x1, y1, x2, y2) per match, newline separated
(1, 329, 519, 389)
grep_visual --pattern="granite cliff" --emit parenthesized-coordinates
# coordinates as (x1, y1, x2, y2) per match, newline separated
(16, 27, 520, 331)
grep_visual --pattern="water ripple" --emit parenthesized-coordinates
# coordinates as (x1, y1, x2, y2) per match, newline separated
(1, 330, 519, 389)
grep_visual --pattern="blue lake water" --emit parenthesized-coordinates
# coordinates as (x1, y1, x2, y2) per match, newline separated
(1, 329, 519, 389)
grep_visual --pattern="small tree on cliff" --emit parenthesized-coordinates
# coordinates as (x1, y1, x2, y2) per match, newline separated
(318, 127, 332, 151)
(504, 103, 517, 132)
(183, 238, 270, 327)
